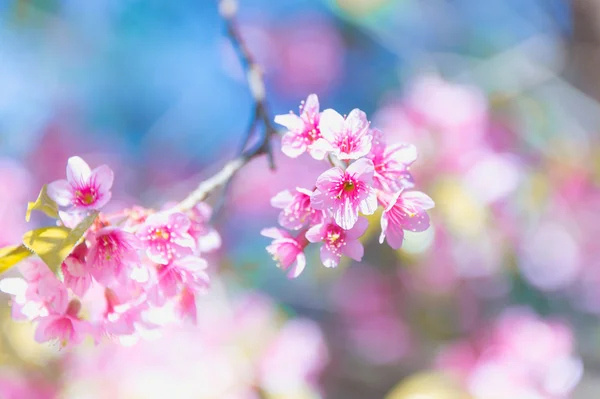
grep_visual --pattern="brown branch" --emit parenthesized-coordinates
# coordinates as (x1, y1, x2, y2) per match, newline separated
(174, 0, 278, 213)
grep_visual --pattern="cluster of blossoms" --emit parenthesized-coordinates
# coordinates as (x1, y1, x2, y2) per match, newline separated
(436, 308, 583, 399)
(262, 94, 435, 277)
(2, 156, 221, 347)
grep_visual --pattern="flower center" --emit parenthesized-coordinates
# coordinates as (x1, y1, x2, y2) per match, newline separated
(343, 180, 355, 192)
(75, 188, 97, 205)
(154, 229, 170, 240)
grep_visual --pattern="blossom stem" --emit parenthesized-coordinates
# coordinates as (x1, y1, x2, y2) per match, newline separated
(173, 0, 277, 213)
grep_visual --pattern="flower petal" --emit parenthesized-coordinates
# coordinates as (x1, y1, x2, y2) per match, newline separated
(47, 179, 73, 207)
(92, 164, 114, 193)
(334, 197, 358, 230)
(402, 191, 435, 211)
(271, 190, 294, 209)
(342, 239, 364, 261)
(318, 109, 345, 141)
(302, 94, 320, 117)
(287, 253, 306, 279)
(274, 113, 304, 132)
(381, 215, 405, 250)
(346, 158, 375, 181)
(305, 224, 324, 243)
(66, 156, 92, 184)
(345, 108, 369, 136)
(320, 245, 340, 268)
(346, 217, 369, 239)
(261, 227, 289, 240)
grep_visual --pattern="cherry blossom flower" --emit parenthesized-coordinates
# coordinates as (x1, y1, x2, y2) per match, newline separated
(137, 212, 196, 265)
(261, 227, 308, 278)
(311, 158, 377, 230)
(317, 108, 372, 160)
(306, 217, 368, 268)
(47, 156, 114, 210)
(149, 257, 210, 306)
(275, 94, 325, 159)
(34, 299, 92, 347)
(187, 203, 222, 253)
(379, 190, 435, 250)
(61, 256, 92, 297)
(175, 287, 198, 324)
(87, 226, 142, 284)
(271, 187, 322, 230)
(6, 261, 69, 320)
(367, 129, 416, 191)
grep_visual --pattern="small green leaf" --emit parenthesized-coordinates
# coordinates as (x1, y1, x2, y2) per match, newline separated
(0, 245, 33, 274)
(22, 211, 99, 271)
(26, 184, 59, 222)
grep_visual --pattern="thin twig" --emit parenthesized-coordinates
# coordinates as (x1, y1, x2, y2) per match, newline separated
(173, 0, 277, 213)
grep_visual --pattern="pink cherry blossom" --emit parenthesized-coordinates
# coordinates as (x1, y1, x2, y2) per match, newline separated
(311, 158, 377, 230)
(379, 190, 435, 250)
(47, 156, 114, 210)
(367, 129, 417, 191)
(175, 287, 198, 324)
(137, 212, 196, 265)
(317, 108, 372, 160)
(275, 94, 325, 159)
(261, 228, 308, 278)
(149, 257, 210, 305)
(34, 299, 92, 347)
(87, 226, 142, 284)
(306, 217, 368, 268)
(271, 187, 322, 230)
(61, 256, 92, 297)
(7, 261, 69, 320)
(187, 203, 222, 253)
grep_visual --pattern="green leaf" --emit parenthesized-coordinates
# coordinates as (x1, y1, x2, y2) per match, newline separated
(0, 245, 33, 274)
(22, 211, 99, 271)
(26, 184, 59, 222)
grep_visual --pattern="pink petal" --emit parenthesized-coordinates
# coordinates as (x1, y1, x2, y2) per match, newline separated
(274, 113, 304, 131)
(47, 179, 72, 206)
(342, 239, 364, 261)
(334, 197, 358, 230)
(315, 166, 345, 189)
(345, 108, 369, 136)
(346, 158, 375, 181)
(320, 246, 339, 268)
(402, 191, 435, 210)
(310, 189, 333, 211)
(308, 139, 332, 160)
(381, 214, 405, 250)
(93, 191, 112, 209)
(66, 156, 91, 184)
(34, 317, 55, 343)
(271, 190, 294, 209)
(197, 229, 222, 252)
(359, 190, 378, 216)
(346, 217, 369, 239)
(402, 211, 431, 232)
(282, 132, 307, 158)
(318, 109, 345, 142)
(92, 164, 114, 193)
(302, 94, 320, 117)
(388, 143, 417, 165)
(261, 227, 290, 240)
(177, 256, 208, 272)
(287, 253, 306, 279)
(305, 224, 324, 243)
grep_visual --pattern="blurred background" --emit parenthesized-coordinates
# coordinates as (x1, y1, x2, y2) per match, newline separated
(1, 0, 600, 398)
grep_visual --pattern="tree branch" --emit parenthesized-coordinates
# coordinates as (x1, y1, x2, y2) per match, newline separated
(173, 0, 277, 213)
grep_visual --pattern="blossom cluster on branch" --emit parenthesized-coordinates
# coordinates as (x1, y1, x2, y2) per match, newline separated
(1, 157, 221, 347)
(262, 94, 435, 278)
